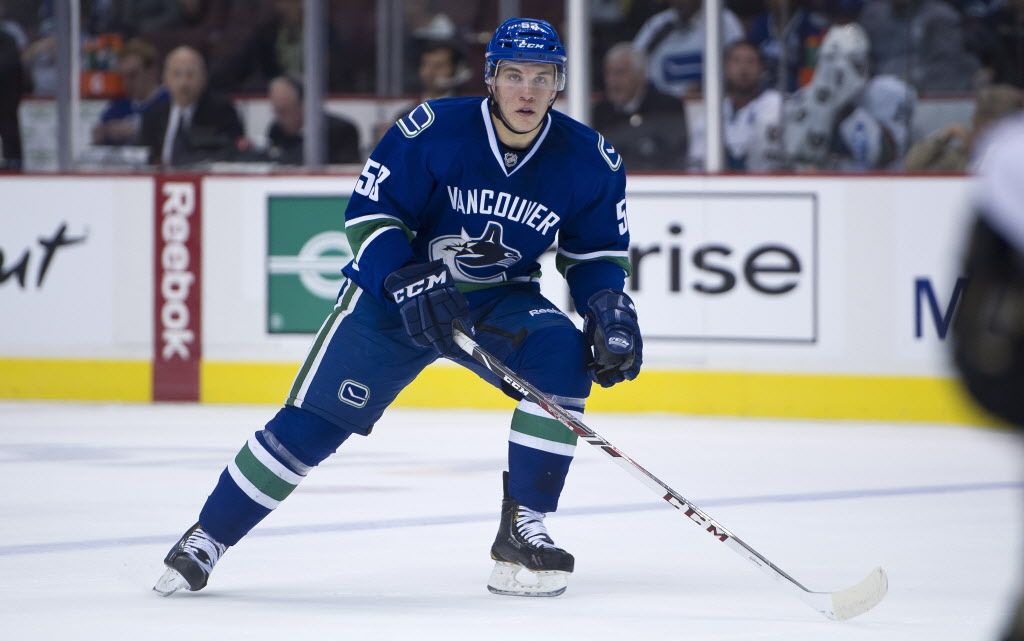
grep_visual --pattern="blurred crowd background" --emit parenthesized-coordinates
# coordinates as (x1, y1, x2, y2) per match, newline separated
(1, 0, 1021, 172)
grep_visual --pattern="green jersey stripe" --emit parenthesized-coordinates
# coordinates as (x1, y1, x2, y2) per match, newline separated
(511, 408, 579, 446)
(555, 253, 632, 278)
(346, 217, 413, 257)
(234, 443, 298, 502)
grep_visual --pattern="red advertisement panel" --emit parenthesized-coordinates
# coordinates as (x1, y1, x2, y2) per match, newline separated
(153, 176, 202, 401)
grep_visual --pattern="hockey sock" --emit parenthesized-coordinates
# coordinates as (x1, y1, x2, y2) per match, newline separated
(198, 407, 352, 546)
(506, 397, 581, 513)
(198, 430, 309, 545)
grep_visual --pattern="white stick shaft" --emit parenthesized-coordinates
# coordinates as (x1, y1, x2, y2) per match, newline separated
(453, 326, 886, 620)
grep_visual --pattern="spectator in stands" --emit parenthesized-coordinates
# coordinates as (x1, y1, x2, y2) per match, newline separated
(0, 25, 24, 168)
(92, 38, 168, 146)
(689, 40, 783, 170)
(780, 23, 918, 170)
(373, 40, 469, 143)
(91, 0, 184, 38)
(904, 84, 1023, 171)
(747, 0, 832, 92)
(963, 0, 1024, 88)
(21, 27, 55, 96)
(858, 0, 980, 93)
(139, 45, 243, 166)
(592, 42, 688, 170)
(633, 0, 745, 97)
(265, 75, 361, 165)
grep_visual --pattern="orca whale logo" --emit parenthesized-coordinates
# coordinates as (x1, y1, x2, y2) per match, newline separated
(429, 222, 522, 283)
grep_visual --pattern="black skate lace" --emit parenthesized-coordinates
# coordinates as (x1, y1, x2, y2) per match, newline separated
(183, 528, 226, 571)
(516, 507, 555, 549)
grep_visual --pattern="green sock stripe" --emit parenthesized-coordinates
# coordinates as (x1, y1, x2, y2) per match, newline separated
(511, 408, 578, 446)
(234, 443, 298, 502)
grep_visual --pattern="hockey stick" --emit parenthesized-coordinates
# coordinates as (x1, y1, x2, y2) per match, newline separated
(452, 322, 887, 621)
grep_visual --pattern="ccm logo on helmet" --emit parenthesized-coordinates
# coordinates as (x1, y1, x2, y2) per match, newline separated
(391, 272, 448, 303)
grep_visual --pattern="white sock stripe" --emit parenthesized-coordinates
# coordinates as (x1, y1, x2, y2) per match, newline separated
(227, 461, 281, 510)
(247, 435, 305, 485)
(295, 287, 363, 404)
(516, 398, 584, 421)
(508, 430, 576, 457)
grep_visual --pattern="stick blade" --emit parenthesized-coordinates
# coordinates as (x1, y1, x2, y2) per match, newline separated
(824, 567, 888, 621)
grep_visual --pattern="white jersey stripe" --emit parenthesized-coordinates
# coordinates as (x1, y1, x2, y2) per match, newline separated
(345, 213, 405, 229)
(294, 287, 364, 405)
(556, 247, 630, 261)
(354, 226, 402, 266)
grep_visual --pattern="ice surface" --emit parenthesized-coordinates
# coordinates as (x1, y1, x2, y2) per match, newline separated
(0, 401, 1020, 641)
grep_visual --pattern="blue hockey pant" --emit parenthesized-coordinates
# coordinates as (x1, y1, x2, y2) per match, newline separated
(199, 281, 591, 546)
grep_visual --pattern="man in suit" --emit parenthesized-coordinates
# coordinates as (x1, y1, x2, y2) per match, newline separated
(265, 75, 361, 165)
(592, 42, 688, 170)
(140, 45, 244, 166)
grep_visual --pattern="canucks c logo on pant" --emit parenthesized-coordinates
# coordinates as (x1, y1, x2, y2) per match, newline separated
(429, 221, 522, 283)
(338, 380, 370, 408)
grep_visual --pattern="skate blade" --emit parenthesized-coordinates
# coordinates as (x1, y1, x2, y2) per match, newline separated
(153, 567, 190, 596)
(487, 561, 569, 597)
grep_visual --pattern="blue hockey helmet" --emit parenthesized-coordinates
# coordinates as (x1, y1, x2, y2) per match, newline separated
(485, 18, 567, 91)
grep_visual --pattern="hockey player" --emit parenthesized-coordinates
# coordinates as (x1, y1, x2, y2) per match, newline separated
(154, 18, 642, 599)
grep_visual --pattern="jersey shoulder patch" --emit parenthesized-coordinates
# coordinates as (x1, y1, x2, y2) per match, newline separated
(597, 133, 623, 171)
(397, 102, 436, 138)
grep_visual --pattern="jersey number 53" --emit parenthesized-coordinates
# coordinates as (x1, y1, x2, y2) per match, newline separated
(355, 159, 391, 202)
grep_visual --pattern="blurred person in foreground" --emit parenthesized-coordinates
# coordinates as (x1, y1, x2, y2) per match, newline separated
(904, 84, 1023, 172)
(633, 0, 745, 97)
(950, 112, 1024, 641)
(592, 42, 688, 170)
(139, 45, 243, 166)
(92, 39, 169, 146)
(689, 40, 782, 171)
(780, 23, 917, 170)
(266, 75, 361, 165)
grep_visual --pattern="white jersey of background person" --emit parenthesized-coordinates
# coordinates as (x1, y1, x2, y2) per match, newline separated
(633, 4, 744, 97)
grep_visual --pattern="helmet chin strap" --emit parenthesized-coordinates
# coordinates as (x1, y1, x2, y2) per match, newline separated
(487, 88, 554, 138)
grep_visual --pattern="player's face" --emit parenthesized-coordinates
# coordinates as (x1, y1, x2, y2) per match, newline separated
(491, 62, 558, 132)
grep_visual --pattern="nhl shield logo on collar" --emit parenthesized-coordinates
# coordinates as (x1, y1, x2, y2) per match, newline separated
(504, 152, 519, 168)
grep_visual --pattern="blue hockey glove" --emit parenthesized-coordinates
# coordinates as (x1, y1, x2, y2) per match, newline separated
(384, 260, 473, 359)
(583, 289, 643, 387)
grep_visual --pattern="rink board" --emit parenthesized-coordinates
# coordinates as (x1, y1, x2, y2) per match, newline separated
(0, 173, 987, 423)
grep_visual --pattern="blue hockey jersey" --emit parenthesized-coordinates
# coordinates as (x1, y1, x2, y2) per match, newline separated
(341, 96, 631, 312)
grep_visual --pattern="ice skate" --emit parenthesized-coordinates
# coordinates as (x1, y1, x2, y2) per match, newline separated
(487, 472, 574, 597)
(153, 522, 227, 596)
